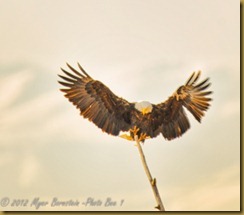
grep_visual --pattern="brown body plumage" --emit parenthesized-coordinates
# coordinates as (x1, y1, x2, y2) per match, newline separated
(58, 63, 212, 141)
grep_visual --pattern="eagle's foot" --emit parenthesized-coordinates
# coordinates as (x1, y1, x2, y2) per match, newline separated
(139, 133, 150, 142)
(129, 126, 140, 137)
(119, 134, 134, 141)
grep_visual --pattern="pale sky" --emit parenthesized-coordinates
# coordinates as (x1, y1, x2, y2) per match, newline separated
(0, 0, 240, 211)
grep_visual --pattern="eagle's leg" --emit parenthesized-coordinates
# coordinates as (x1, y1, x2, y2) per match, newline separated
(119, 126, 139, 141)
(139, 133, 150, 142)
(119, 126, 149, 142)
(130, 126, 140, 138)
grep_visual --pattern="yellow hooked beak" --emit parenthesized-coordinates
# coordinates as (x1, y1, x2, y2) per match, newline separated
(142, 107, 150, 115)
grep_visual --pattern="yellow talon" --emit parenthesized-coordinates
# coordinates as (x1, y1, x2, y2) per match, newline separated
(139, 133, 150, 142)
(129, 126, 140, 136)
(120, 127, 150, 142)
(119, 134, 134, 141)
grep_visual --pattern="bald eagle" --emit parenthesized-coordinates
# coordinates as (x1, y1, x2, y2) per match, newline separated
(58, 63, 212, 141)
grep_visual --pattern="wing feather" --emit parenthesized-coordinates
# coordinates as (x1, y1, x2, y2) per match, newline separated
(66, 63, 86, 78)
(58, 63, 132, 135)
(60, 67, 81, 80)
(58, 81, 74, 87)
(156, 71, 212, 140)
(58, 74, 76, 83)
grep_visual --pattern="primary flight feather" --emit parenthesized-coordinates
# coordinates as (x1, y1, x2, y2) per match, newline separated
(58, 63, 212, 141)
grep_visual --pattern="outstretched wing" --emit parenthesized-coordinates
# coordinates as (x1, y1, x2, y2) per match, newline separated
(156, 71, 212, 140)
(58, 63, 132, 136)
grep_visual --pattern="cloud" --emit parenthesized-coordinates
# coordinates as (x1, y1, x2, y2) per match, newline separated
(0, 151, 15, 167)
(166, 165, 240, 211)
(220, 99, 240, 119)
(0, 0, 239, 211)
(19, 154, 41, 188)
(0, 69, 33, 110)
(0, 90, 59, 145)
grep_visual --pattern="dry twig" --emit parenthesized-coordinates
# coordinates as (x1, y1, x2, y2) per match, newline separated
(134, 135, 165, 211)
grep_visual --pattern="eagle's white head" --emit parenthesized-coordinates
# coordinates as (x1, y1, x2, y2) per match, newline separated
(135, 101, 153, 115)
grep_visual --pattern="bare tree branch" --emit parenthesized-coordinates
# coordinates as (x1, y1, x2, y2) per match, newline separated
(134, 135, 165, 211)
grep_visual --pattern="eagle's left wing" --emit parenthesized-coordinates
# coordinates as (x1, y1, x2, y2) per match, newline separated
(155, 71, 212, 140)
(58, 63, 132, 136)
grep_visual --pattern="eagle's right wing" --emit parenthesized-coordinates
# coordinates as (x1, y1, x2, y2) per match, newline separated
(155, 71, 212, 140)
(58, 63, 132, 136)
